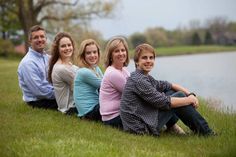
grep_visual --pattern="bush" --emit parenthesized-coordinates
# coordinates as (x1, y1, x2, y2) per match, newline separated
(0, 39, 24, 59)
(0, 39, 15, 57)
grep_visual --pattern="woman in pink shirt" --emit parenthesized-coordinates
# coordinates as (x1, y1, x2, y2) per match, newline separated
(99, 37, 130, 128)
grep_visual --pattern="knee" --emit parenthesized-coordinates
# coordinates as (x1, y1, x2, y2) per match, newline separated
(173, 91, 186, 98)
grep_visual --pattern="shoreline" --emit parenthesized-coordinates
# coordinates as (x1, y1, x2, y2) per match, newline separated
(128, 45, 236, 58)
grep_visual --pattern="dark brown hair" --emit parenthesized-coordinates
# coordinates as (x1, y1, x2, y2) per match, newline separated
(28, 25, 46, 41)
(48, 32, 76, 83)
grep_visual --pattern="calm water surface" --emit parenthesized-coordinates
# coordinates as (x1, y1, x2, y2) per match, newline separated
(127, 51, 236, 112)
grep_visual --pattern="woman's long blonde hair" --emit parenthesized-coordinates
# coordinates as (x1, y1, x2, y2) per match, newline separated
(103, 36, 130, 69)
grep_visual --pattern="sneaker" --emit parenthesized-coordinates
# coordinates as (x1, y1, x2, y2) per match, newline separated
(167, 124, 186, 135)
(204, 131, 218, 137)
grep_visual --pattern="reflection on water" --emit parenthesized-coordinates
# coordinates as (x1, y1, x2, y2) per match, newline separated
(127, 51, 236, 112)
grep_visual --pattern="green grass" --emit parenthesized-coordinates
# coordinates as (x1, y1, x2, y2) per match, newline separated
(0, 58, 236, 157)
(128, 45, 236, 57)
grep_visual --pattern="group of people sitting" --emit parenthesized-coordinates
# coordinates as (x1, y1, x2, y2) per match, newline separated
(17, 25, 215, 137)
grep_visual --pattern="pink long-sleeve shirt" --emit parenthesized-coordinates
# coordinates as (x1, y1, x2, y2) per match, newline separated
(99, 66, 130, 121)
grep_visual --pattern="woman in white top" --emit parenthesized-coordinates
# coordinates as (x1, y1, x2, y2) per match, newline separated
(48, 32, 78, 115)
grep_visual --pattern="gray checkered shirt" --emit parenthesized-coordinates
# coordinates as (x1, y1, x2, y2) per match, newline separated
(120, 69, 172, 136)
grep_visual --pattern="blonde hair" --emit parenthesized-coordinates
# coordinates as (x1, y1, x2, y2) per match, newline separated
(134, 43, 156, 68)
(76, 39, 101, 68)
(104, 36, 130, 68)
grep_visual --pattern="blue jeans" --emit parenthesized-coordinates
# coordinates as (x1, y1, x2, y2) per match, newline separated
(158, 91, 213, 135)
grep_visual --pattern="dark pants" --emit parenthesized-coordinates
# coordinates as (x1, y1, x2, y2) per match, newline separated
(27, 99, 58, 110)
(83, 104, 102, 121)
(157, 110, 178, 130)
(103, 116, 123, 129)
(157, 90, 180, 130)
(158, 91, 213, 135)
(65, 107, 78, 115)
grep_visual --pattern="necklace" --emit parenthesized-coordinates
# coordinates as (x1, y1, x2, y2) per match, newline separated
(91, 66, 102, 78)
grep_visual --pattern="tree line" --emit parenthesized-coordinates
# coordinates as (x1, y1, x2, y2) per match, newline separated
(128, 17, 236, 49)
(0, 0, 236, 57)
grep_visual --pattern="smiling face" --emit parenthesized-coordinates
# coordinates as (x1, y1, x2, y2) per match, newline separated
(137, 50, 155, 75)
(59, 37, 74, 60)
(30, 30, 46, 53)
(111, 42, 127, 69)
(84, 44, 99, 66)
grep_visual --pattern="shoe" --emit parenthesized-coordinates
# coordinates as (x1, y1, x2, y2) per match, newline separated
(204, 131, 218, 137)
(167, 124, 186, 135)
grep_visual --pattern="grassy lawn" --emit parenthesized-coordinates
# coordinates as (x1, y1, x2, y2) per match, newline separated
(0, 58, 236, 157)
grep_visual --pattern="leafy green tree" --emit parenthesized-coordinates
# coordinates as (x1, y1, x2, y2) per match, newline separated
(0, 0, 21, 40)
(2, 0, 119, 50)
(205, 17, 228, 45)
(204, 31, 214, 45)
(191, 32, 201, 45)
(145, 27, 168, 47)
(227, 22, 236, 32)
(167, 28, 185, 46)
(129, 32, 147, 48)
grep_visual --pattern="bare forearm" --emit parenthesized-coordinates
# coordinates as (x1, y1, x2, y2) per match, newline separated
(170, 97, 191, 108)
(171, 95, 199, 108)
(171, 83, 190, 95)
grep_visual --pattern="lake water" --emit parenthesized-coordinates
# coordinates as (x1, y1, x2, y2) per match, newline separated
(127, 51, 236, 112)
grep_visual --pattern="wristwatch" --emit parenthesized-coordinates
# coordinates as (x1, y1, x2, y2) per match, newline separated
(187, 92, 196, 97)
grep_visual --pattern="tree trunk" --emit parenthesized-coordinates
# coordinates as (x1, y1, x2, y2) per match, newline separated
(17, 0, 37, 52)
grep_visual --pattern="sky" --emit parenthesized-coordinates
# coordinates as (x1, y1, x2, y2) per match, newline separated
(91, 0, 236, 39)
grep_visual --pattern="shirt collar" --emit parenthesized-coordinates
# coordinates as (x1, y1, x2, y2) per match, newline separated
(28, 47, 46, 57)
(135, 68, 147, 75)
